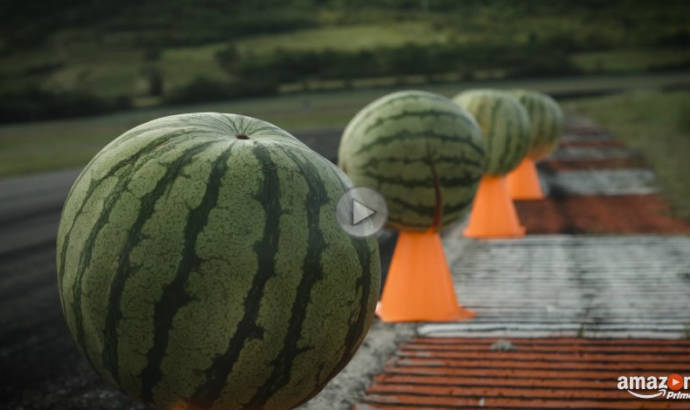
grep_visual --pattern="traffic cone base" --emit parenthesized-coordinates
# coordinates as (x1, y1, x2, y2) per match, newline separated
(507, 157, 545, 200)
(377, 229, 474, 322)
(464, 175, 526, 238)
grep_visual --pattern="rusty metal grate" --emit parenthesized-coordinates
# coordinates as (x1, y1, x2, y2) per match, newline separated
(356, 337, 690, 409)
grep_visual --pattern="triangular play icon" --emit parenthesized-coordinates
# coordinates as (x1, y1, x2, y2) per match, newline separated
(668, 373, 683, 391)
(352, 199, 375, 225)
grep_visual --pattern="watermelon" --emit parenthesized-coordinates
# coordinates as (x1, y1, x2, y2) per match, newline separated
(453, 89, 531, 176)
(511, 89, 564, 160)
(56, 113, 381, 410)
(338, 90, 485, 231)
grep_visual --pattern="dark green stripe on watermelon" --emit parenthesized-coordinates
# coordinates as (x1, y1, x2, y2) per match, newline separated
(188, 142, 283, 407)
(354, 129, 483, 157)
(360, 171, 482, 188)
(242, 147, 328, 408)
(351, 91, 452, 128)
(495, 99, 521, 174)
(388, 196, 436, 215)
(362, 108, 479, 136)
(138, 142, 235, 402)
(322, 234, 375, 382)
(58, 130, 195, 293)
(475, 97, 493, 171)
(359, 154, 483, 172)
(68, 139, 218, 367)
(101, 140, 225, 385)
(319, 163, 379, 382)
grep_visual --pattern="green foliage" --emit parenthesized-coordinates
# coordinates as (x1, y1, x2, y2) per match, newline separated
(164, 77, 277, 105)
(573, 49, 690, 74)
(143, 48, 161, 61)
(141, 66, 164, 97)
(674, 94, 690, 134)
(0, 88, 131, 123)
(1, 1, 318, 49)
(2, 0, 690, 121)
(216, 41, 579, 86)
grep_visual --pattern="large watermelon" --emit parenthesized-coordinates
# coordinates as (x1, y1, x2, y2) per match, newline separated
(511, 89, 564, 160)
(338, 90, 485, 231)
(56, 113, 381, 410)
(453, 89, 531, 176)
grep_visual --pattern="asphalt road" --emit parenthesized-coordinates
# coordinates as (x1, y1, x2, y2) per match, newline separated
(0, 128, 399, 409)
(0, 167, 149, 409)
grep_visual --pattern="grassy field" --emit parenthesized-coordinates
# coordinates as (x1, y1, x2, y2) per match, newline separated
(11, 33, 690, 102)
(1, 22, 451, 99)
(566, 91, 690, 220)
(3, 1, 690, 107)
(1, 72, 689, 179)
(152, 20, 446, 93)
(234, 22, 449, 53)
(571, 48, 690, 73)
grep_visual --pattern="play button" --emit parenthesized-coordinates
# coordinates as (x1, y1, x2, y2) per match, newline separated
(352, 200, 376, 225)
(668, 373, 683, 391)
(336, 186, 388, 237)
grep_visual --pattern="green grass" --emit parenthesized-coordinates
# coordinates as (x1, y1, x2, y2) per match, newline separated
(572, 48, 690, 73)
(17, 40, 690, 105)
(18, 22, 452, 99)
(2, 72, 689, 179)
(0, 21, 453, 99)
(45, 51, 146, 97)
(566, 90, 690, 220)
(234, 22, 449, 53)
(158, 47, 229, 92)
(5, 5, 690, 103)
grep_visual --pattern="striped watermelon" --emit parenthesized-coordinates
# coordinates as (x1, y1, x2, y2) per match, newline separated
(511, 89, 564, 160)
(338, 90, 485, 231)
(453, 89, 531, 176)
(56, 113, 380, 410)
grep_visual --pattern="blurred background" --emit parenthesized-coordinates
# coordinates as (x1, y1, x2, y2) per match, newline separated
(1, 0, 689, 217)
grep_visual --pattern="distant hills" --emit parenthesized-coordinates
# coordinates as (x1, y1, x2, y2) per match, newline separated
(1, 0, 689, 122)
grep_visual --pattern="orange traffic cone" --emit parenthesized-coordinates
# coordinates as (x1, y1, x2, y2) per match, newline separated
(507, 157, 545, 200)
(464, 175, 526, 238)
(377, 229, 474, 322)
